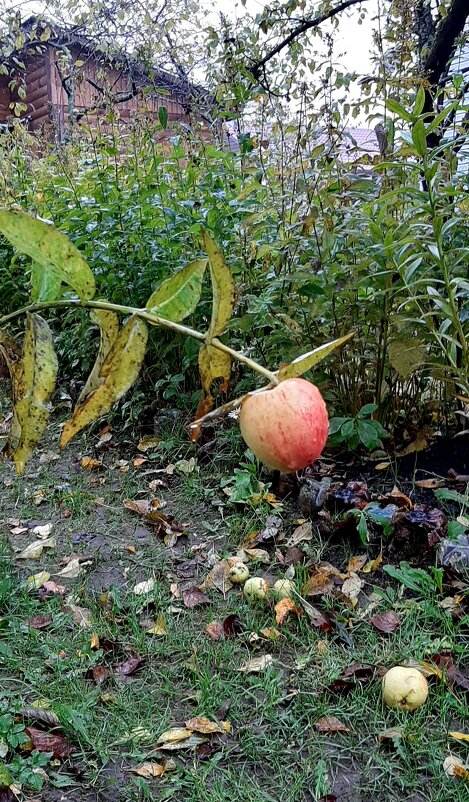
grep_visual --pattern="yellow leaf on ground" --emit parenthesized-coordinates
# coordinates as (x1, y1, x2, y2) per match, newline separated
(157, 728, 193, 744)
(27, 571, 50, 590)
(238, 654, 274, 673)
(362, 553, 383, 573)
(56, 557, 81, 578)
(185, 717, 223, 734)
(146, 614, 167, 636)
(346, 555, 368, 574)
(449, 732, 469, 743)
(17, 537, 56, 559)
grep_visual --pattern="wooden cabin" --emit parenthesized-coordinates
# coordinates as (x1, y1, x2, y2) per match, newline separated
(0, 20, 204, 140)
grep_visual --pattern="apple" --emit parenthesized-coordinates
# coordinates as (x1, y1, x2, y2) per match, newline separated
(382, 666, 429, 711)
(272, 579, 296, 600)
(239, 378, 328, 472)
(243, 577, 270, 604)
(229, 562, 250, 584)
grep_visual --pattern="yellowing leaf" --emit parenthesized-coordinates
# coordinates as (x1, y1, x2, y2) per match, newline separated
(146, 614, 167, 636)
(157, 728, 193, 744)
(202, 229, 235, 339)
(27, 571, 50, 590)
(10, 314, 58, 474)
(80, 456, 103, 470)
(61, 316, 148, 447)
(198, 344, 231, 394)
(277, 332, 354, 380)
(77, 309, 119, 404)
(17, 537, 56, 559)
(346, 555, 368, 574)
(0, 210, 95, 301)
(129, 759, 176, 778)
(146, 258, 207, 322)
(362, 553, 383, 573)
(185, 717, 223, 734)
(389, 339, 425, 379)
(31, 259, 62, 302)
(449, 732, 469, 743)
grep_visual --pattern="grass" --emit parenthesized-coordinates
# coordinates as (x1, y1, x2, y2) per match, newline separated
(0, 421, 468, 801)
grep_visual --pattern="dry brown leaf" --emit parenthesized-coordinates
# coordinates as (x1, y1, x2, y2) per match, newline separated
(200, 558, 239, 593)
(286, 521, 313, 547)
(302, 571, 335, 597)
(205, 621, 224, 641)
(346, 555, 367, 574)
(443, 755, 469, 780)
(315, 716, 350, 734)
(43, 580, 66, 595)
(64, 603, 92, 628)
(129, 759, 176, 778)
(182, 587, 210, 608)
(241, 548, 271, 564)
(81, 456, 103, 470)
(238, 654, 273, 673)
(401, 659, 442, 679)
(158, 733, 207, 751)
(31, 523, 53, 538)
(260, 627, 282, 640)
(415, 478, 446, 489)
(137, 435, 160, 452)
(341, 573, 363, 600)
(133, 456, 148, 468)
(275, 598, 304, 625)
(370, 611, 400, 633)
(25, 726, 71, 758)
(56, 558, 81, 578)
(157, 728, 195, 744)
(397, 432, 428, 457)
(27, 614, 52, 630)
(184, 717, 223, 735)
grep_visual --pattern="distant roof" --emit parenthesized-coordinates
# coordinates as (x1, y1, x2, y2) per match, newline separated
(317, 127, 379, 160)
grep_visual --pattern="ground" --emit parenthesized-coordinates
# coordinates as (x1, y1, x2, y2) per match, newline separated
(0, 398, 468, 802)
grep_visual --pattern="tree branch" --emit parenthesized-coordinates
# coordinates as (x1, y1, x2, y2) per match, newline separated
(250, 0, 371, 79)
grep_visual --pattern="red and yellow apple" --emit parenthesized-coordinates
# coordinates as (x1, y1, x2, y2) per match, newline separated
(239, 378, 329, 472)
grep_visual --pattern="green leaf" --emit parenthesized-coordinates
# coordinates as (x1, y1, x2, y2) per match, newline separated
(386, 98, 414, 122)
(201, 229, 235, 339)
(146, 259, 207, 322)
(411, 119, 427, 158)
(31, 260, 62, 302)
(357, 403, 378, 418)
(277, 332, 354, 380)
(77, 309, 120, 404)
(60, 316, 148, 447)
(413, 85, 426, 117)
(328, 416, 349, 436)
(158, 106, 168, 128)
(10, 313, 58, 475)
(0, 210, 95, 301)
(357, 420, 381, 450)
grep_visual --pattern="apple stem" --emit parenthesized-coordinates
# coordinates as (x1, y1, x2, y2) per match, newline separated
(188, 384, 276, 429)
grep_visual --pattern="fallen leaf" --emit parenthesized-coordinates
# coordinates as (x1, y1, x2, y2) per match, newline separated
(64, 603, 92, 628)
(129, 759, 176, 778)
(56, 558, 81, 578)
(43, 580, 66, 595)
(33, 488, 47, 505)
(200, 558, 239, 593)
(346, 555, 367, 574)
(170, 582, 181, 599)
(286, 521, 313, 547)
(362, 553, 383, 573)
(182, 587, 210, 608)
(81, 456, 103, 470)
(415, 478, 446, 489)
(27, 571, 50, 590)
(39, 450, 60, 463)
(133, 456, 148, 468)
(449, 732, 469, 743)
(90, 633, 100, 649)
(443, 755, 469, 780)
(25, 727, 71, 758)
(342, 663, 374, 683)
(158, 733, 207, 751)
(133, 578, 155, 596)
(275, 598, 304, 625)
(302, 571, 335, 596)
(303, 602, 334, 631)
(157, 728, 193, 744)
(115, 655, 144, 678)
(27, 614, 52, 630)
(238, 654, 273, 673)
(31, 523, 53, 538)
(205, 621, 224, 640)
(260, 627, 281, 640)
(315, 716, 350, 733)
(341, 573, 363, 600)
(185, 717, 223, 734)
(17, 537, 56, 559)
(137, 435, 160, 452)
(379, 727, 405, 743)
(241, 548, 271, 564)
(397, 432, 428, 457)
(223, 614, 244, 638)
(146, 614, 167, 636)
(370, 611, 400, 633)
(92, 666, 112, 685)
(375, 462, 391, 470)
(174, 458, 196, 475)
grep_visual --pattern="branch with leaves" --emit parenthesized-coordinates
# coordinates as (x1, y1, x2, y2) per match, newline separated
(0, 210, 352, 474)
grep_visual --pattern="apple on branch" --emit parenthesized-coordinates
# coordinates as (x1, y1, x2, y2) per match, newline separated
(239, 378, 329, 473)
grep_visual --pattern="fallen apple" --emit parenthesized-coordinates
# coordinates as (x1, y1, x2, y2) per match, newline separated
(243, 577, 270, 604)
(382, 666, 429, 711)
(229, 562, 250, 584)
(272, 579, 296, 600)
(239, 378, 329, 472)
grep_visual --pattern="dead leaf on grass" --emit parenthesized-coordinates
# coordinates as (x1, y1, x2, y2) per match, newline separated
(303, 602, 334, 631)
(81, 456, 103, 470)
(260, 627, 281, 640)
(182, 587, 210, 608)
(185, 717, 225, 735)
(341, 572, 363, 601)
(146, 614, 167, 636)
(449, 732, 469, 743)
(42, 580, 66, 595)
(27, 614, 52, 630)
(55, 557, 81, 578)
(238, 654, 273, 673)
(25, 727, 71, 758)
(302, 571, 335, 597)
(200, 558, 239, 593)
(205, 621, 224, 641)
(26, 571, 50, 590)
(129, 759, 176, 778)
(158, 733, 207, 751)
(346, 555, 367, 574)
(31, 523, 53, 538)
(137, 435, 160, 452)
(415, 478, 446, 489)
(362, 553, 383, 573)
(64, 603, 92, 628)
(275, 598, 303, 625)
(286, 521, 312, 547)
(239, 548, 271, 564)
(17, 537, 56, 559)
(133, 578, 155, 596)
(115, 655, 144, 678)
(223, 614, 244, 638)
(379, 727, 405, 744)
(157, 728, 193, 744)
(315, 716, 350, 733)
(370, 611, 400, 633)
(443, 755, 469, 780)
(92, 666, 112, 685)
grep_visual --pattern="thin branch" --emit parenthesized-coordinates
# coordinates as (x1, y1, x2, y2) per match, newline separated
(250, 0, 371, 79)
